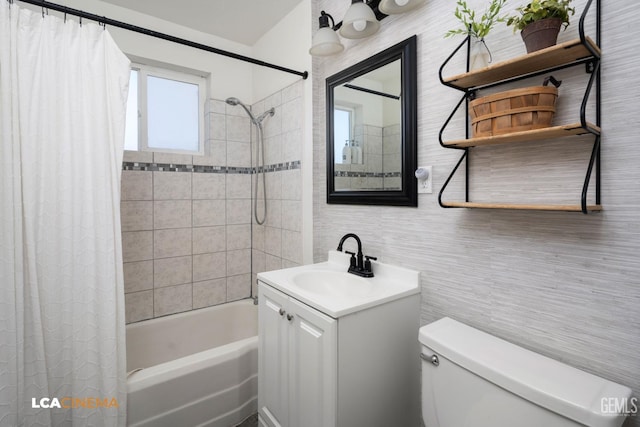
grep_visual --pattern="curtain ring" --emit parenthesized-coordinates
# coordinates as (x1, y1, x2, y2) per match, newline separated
(79, 16, 82, 27)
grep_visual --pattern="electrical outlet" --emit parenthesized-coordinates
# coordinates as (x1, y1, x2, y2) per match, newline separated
(417, 165, 432, 194)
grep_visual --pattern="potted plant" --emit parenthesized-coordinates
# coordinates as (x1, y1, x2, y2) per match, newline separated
(445, 0, 507, 70)
(507, 0, 575, 53)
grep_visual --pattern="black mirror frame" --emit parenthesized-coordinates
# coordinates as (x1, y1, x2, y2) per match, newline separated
(326, 35, 417, 207)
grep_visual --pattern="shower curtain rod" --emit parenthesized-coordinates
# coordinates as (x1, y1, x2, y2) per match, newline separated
(14, 0, 309, 80)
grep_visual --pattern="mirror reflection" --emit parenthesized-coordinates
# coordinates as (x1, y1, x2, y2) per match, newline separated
(333, 60, 402, 191)
(326, 35, 416, 207)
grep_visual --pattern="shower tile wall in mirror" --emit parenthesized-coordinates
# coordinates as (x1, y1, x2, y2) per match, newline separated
(333, 59, 402, 192)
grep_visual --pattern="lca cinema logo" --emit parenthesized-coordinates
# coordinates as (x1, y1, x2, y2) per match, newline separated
(31, 397, 119, 409)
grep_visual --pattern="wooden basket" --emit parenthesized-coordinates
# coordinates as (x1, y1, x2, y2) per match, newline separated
(469, 86, 558, 138)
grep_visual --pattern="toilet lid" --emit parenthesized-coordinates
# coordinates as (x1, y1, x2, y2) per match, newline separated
(419, 317, 633, 427)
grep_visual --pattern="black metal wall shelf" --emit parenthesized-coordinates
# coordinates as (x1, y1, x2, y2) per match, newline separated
(437, 0, 601, 214)
(441, 37, 600, 91)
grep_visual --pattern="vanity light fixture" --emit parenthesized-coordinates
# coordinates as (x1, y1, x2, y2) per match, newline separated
(339, 0, 380, 39)
(379, 0, 426, 15)
(309, 11, 344, 56)
(310, 0, 425, 56)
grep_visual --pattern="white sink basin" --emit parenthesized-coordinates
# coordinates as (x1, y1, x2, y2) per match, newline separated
(291, 271, 377, 298)
(257, 251, 420, 318)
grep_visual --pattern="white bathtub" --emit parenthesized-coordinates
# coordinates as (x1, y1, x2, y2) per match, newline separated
(126, 299, 258, 427)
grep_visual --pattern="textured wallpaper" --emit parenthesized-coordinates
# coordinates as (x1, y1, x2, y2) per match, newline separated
(312, 1, 640, 425)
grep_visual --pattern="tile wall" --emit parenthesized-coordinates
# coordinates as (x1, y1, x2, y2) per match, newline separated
(335, 124, 383, 191)
(382, 123, 402, 190)
(251, 81, 305, 296)
(333, 123, 401, 191)
(121, 81, 304, 323)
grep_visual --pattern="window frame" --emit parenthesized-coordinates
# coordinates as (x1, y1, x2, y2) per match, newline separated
(129, 62, 206, 156)
(334, 105, 355, 164)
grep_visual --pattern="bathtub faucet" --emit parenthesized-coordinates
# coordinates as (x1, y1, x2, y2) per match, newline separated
(336, 233, 376, 278)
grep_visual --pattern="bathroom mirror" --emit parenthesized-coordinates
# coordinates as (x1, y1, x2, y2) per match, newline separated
(326, 35, 417, 206)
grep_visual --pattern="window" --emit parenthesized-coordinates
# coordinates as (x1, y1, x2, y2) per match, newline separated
(125, 64, 206, 155)
(334, 107, 353, 163)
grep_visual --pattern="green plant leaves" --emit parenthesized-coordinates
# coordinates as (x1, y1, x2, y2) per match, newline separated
(506, 0, 575, 32)
(445, 0, 507, 40)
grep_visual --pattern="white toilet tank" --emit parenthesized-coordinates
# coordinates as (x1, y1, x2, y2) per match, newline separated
(419, 317, 633, 427)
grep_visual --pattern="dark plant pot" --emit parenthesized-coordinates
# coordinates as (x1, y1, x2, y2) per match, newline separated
(521, 18, 563, 53)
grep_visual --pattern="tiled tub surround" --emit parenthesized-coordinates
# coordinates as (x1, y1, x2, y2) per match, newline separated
(122, 81, 305, 323)
(121, 162, 301, 324)
(334, 123, 401, 191)
(382, 123, 402, 190)
(121, 163, 252, 323)
(250, 82, 305, 296)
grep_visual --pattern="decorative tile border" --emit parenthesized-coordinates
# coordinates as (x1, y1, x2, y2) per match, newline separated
(257, 161, 301, 173)
(334, 171, 401, 178)
(122, 160, 301, 174)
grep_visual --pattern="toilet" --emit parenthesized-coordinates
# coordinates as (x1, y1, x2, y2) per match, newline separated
(419, 317, 633, 427)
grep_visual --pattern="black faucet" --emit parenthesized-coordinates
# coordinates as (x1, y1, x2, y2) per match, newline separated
(336, 233, 376, 278)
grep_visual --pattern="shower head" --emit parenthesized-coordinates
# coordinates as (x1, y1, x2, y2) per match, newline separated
(225, 97, 256, 123)
(225, 97, 275, 126)
(256, 107, 275, 124)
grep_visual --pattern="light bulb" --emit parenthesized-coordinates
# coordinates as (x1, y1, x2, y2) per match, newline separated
(379, 0, 425, 14)
(353, 19, 367, 32)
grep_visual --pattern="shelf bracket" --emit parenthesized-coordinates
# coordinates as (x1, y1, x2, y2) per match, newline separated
(580, 60, 600, 132)
(578, 0, 601, 214)
(579, 0, 600, 58)
(582, 136, 601, 214)
(438, 35, 471, 92)
(438, 150, 468, 208)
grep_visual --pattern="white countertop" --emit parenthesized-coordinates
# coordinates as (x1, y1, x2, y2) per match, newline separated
(257, 251, 420, 318)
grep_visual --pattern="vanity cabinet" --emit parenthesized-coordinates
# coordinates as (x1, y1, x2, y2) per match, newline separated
(257, 279, 419, 427)
(258, 283, 337, 427)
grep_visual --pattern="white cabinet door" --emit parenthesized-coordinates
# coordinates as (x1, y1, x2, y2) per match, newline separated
(258, 285, 289, 427)
(259, 283, 338, 427)
(288, 297, 337, 427)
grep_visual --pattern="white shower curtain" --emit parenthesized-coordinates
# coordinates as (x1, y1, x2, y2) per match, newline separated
(0, 3, 130, 426)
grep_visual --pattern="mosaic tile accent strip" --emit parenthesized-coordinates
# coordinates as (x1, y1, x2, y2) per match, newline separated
(334, 171, 401, 178)
(256, 161, 301, 173)
(122, 160, 300, 174)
